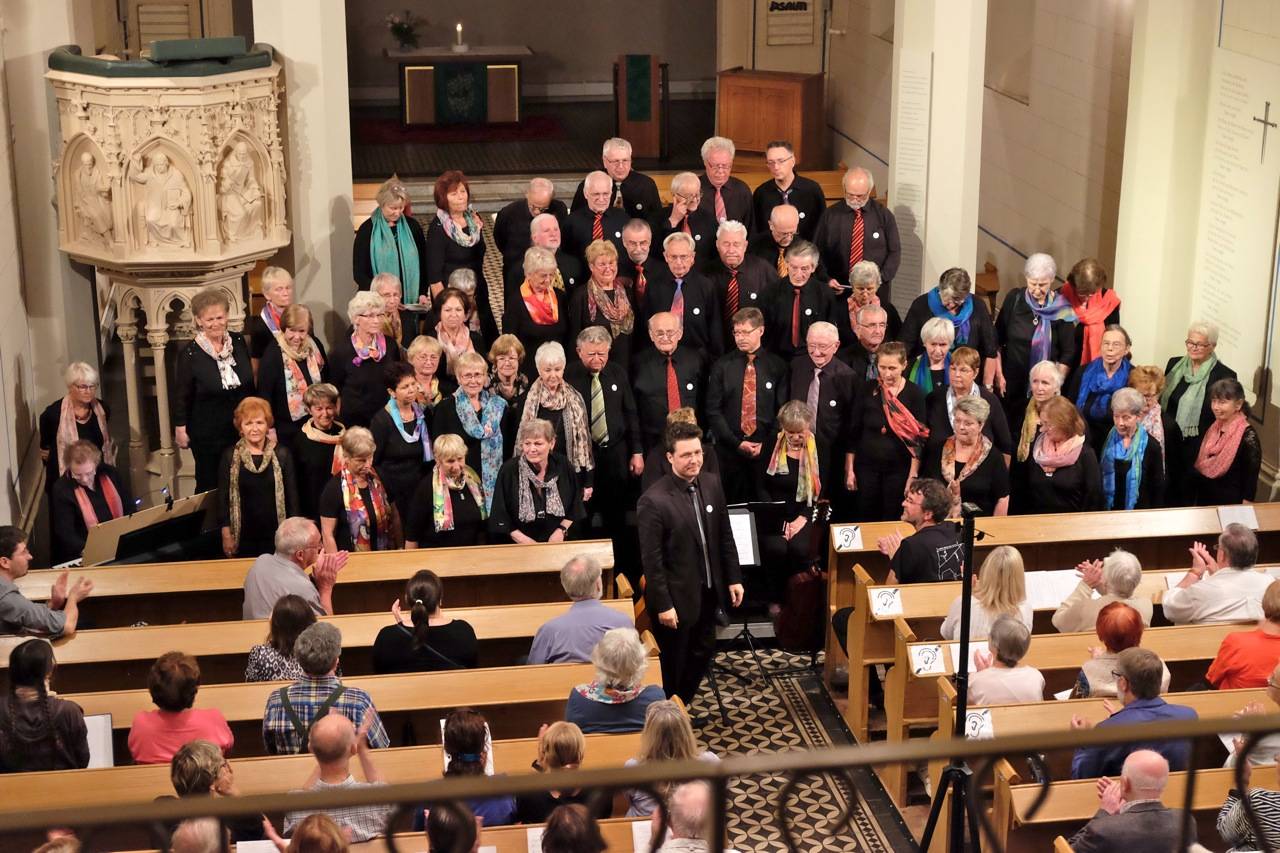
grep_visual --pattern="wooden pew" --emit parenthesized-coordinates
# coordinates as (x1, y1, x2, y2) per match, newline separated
(348, 817, 650, 853)
(0, 600, 635, 692)
(17, 540, 615, 627)
(66, 659, 661, 760)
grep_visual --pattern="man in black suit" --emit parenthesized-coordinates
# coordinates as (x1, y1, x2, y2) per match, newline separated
(567, 326, 644, 586)
(766, 241, 838, 361)
(705, 307, 789, 503)
(812, 167, 900, 301)
(748, 204, 800, 279)
(790, 321, 857, 489)
(563, 171, 628, 263)
(570, 137, 662, 226)
(632, 312, 707, 450)
(837, 302, 887, 384)
(708, 220, 780, 343)
(638, 420, 744, 704)
(1067, 751, 1195, 852)
(752, 141, 825, 241)
(502, 213, 585, 300)
(698, 136, 753, 233)
(659, 172, 718, 272)
(644, 232, 722, 358)
(620, 219, 668, 351)
(493, 178, 568, 285)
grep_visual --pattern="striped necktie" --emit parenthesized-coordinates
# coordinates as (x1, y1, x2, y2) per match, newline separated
(714, 187, 727, 222)
(590, 373, 609, 444)
(848, 208, 864, 274)
(776, 248, 787, 277)
(592, 213, 604, 241)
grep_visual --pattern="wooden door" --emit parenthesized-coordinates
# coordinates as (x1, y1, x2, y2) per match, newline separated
(127, 0, 202, 55)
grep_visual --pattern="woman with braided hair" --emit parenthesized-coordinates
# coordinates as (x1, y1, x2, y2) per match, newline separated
(0, 639, 89, 772)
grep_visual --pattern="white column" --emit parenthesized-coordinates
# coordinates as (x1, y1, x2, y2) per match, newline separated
(887, 0, 988, 303)
(253, 0, 355, 348)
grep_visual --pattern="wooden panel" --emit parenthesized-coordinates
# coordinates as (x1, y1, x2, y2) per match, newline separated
(402, 66, 436, 125)
(130, 0, 201, 53)
(717, 69, 826, 167)
(486, 65, 520, 123)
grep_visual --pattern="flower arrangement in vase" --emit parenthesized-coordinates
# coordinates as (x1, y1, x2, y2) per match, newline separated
(385, 10, 423, 50)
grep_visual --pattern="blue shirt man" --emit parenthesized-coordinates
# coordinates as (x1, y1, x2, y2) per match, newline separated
(528, 555, 631, 664)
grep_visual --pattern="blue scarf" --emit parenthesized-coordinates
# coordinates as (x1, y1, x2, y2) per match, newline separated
(927, 287, 973, 345)
(1101, 425, 1147, 510)
(908, 352, 950, 394)
(453, 389, 506, 512)
(369, 208, 421, 304)
(1074, 357, 1131, 420)
(384, 397, 432, 462)
(1024, 288, 1076, 369)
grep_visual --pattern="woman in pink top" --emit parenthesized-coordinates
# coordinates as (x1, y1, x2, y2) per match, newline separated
(128, 652, 233, 764)
(967, 615, 1045, 705)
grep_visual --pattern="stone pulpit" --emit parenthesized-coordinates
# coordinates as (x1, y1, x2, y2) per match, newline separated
(46, 38, 290, 493)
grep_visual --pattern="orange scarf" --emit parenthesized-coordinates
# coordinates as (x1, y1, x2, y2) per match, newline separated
(72, 471, 124, 531)
(521, 280, 559, 326)
(1060, 283, 1121, 365)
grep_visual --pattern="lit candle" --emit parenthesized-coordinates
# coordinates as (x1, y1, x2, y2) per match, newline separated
(456, 23, 463, 46)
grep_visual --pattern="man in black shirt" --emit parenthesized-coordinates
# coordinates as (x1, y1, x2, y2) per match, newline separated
(748, 204, 800, 278)
(493, 178, 568, 285)
(707, 219, 780, 342)
(563, 171, 628, 263)
(812, 167, 900, 299)
(698, 136, 753, 232)
(502, 213, 585, 300)
(570, 137, 662, 226)
(752, 141, 825, 241)
(643, 232, 722, 358)
(766, 241, 838, 361)
(659, 172, 718, 272)
(632, 312, 707, 450)
(837, 302, 888, 384)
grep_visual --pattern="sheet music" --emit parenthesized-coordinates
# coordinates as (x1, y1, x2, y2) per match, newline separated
(632, 819, 654, 853)
(233, 843, 279, 853)
(1166, 572, 1189, 589)
(85, 714, 113, 768)
(526, 827, 544, 853)
(728, 510, 760, 566)
(1219, 505, 1260, 530)
(869, 587, 903, 618)
(910, 644, 947, 675)
(948, 642, 981, 674)
(1054, 688, 1074, 701)
(964, 708, 994, 740)
(1024, 569, 1089, 610)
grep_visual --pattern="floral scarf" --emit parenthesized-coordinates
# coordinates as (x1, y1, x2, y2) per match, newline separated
(1102, 426, 1148, 510)
(517, 455, 566, 523)
(1194, 412, 1248, 480)
(908, 353, 950, 395)
(1074, 357, 1131, 420)
(1024, 288, 1076, 369)
(301, 419, 346, 475)
(435, 323, 475, 371)
(1161, 354, 1218, 438)
(453, 390, 507, 511)
(586, 279, 635, 337)
(1032, 432, 1085, 475)
(70, 470, 124, 531)
(384, 397, 433, 463)
(880, 381, 929, 459)
(228, 438, 286, 549)
(370, 206, 421, 303)
(274, 331, 325, 422)
(573, 680, 645, 704)
(1139, 403, 1166, 468)
(340, 467, 393, 551)
(765, 432, 821, 505)
(927, 287, 973, 345)
(260, 303, 283, 334)
(520, 379, 594, 475)
(350, 331, 387, 367)
(431, 462, 487, 532)
(489, 368, 529, 403)
(1060, 283, 1120, 365)
(941, 436, 993, 487)
(521, 280, 560, 325)
(56, 396, 114, 476)
(415, 375, 442, 408)
(195, 332, 241, 390)
(437, 208, 483, 248)
(1017, 398, 1046, 463)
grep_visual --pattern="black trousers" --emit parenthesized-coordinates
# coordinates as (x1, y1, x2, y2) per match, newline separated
(191, 441, 228, 495)
(653, 586, 719, 705)
(759, 531, 810, 602)
(855, 460, 910, 522)
(715, 444, 763, 505)
(585, 443, 641, 589)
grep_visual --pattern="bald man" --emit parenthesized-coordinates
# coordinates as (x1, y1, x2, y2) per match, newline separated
(563, 170, 628, 262)
(494, 178, 568, 282)
(284, 713, 394, 843)
(1067, 750, 1196, 851)
(501, 213, 585, 300)
(812, 167, 900, 296)
(570, 137, 661, 225)
(748, 204, 801, 279)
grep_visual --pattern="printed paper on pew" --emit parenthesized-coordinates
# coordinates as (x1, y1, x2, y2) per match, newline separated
(441, 719, 495, 775)
(632, 819, 653, 853)
(85, 713, 113, 768)
(910, 644, 947, 675)
(831, 524, 863, 553)
(870, 587, 903, 617)
(948, 642, 982, 675)
(233, 842, 279, 853)
(526, 827, 544, 853)
(1025, 570, 1083, 610)
(964, 708, 995, 740)
(479, 848, 497, 853)
(1165, 572, 1188, 589)
(1219, 504, 1259, 530)
(1054, 688, 1074, 701)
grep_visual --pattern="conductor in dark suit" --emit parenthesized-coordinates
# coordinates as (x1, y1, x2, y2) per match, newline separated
(812, 167, 900, 300)
(1067, 750, 1196, 852)
(493, 178, 568, 285)
(638, 420, 744, 704)
(570, 137, 662, 226)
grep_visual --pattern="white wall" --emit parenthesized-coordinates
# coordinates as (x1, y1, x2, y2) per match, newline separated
(826, 0, 894, 177)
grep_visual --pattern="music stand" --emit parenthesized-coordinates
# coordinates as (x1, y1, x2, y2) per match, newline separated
(82, 490, 217, 566)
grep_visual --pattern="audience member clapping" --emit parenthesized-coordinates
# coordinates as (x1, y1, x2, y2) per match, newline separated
(129, 651, 232, 764)
(1217, 733, 1280, 850)
(1162, 524, 1268, 625)
(372, 569, 477, 673)
(626, 700, 719, 817)
(283, 713, 394, 842)
(0, 526, 93, 638)
(0, 640, 88, 772)
(1068, 750, 1197, 851)
(1074, 602, 1171, 699)
(1053, 548, 1151, 634)
(242, 516, 347, 620)
(566, 628, 665, 734)
(1226, 662, 1280, 769)
(967, 616, 1044, 705)
(940, 546, 1032, 641)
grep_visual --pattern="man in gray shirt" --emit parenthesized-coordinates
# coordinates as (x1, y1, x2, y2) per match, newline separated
(528, 554, 632, 664)
(0, 525, 92, 638)
(243, 517, 348, 619)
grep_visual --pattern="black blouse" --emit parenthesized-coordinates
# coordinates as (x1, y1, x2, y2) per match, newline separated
(923, 386, 1013, 458)
(369, 405, 430, 510)
(406, 462, 487, 548)
(353, 215, 428, 292)
(995, 287, 1075, 403)
(291, 423, 342, 521)
(489, 454, 584, 542)
(1188, 425, 1262, 506)
(49, 465, 132, 564)
(318, 475, 392, 552)
(371, 620, 479, 673)
(1103, 436, 1165, 510)
(327, 338, 403, 428)
(217, 446, 299, 557)
(425, 216, 495, 342)
(849, 381, 928, 469)
(1023, 445, 1104, 514)
(502, 292, 568, 377)
(900, 293, 998, 362)
(920, 444, 1010, 516)
(38, 398, 108, 495)
(256, 336, 329, 445)
(566, 281, 635, 368)
(173, 334, 256, 447)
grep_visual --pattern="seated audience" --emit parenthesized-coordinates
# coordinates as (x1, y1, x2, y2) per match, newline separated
(1070, 648, 1197, 778)
(246, 594, 316, 682)
(626, 700, 719, 817)
(369, 360, 432, 515)
(0, 526, 92, 638)
(541, 803, 608, 853)
(290, 383, 345, 522)
(1218, 732, 1280, 852)
(940, 546, 1033, 641)
(405, 433, 489, 549)
(167, 739, 266, 844)
(38, 361, 114, 496)
(261, 622, 389, 755)
(566, 628, 665, 734)
(129, 652, 232, 764)
(424, 802, 480, 853)
(242, 517, 346, 619)
(516, 721, 596, 824)
(1226, 662, 1280, 769)
(487, 334, 529, 407)
(653, 780, 721, 853)
(319, 427, 403, 552)
(170, 817, 225, 853)
(1162, 524, 1269, 625)
(329, 291, 403, 429)
(921, 395, 1010, 517)
(373, 569, 477, 672)
(0, 639, 88, 772)
(1074, 602, 1170, 699)
(268, 812, 349, 853)
(1068, 750, 1196, 852)
(49, 439, 131, 565)
(219, 396, 299, 558)
(283, 714, 394, 843)
(1188, 377, 1261, 505)
(529, 555, 631, 665)
(257, 303, 328, 446)
(414, 708, 516, 829)
(1022, 395, 1103, 513)
(967, 616, 1044, 705)
(490, 418, 585, 543)
(1206, 580, 1280, 691)
(1052, 549, 1153, 634)
(1100, 387, 1165, 510)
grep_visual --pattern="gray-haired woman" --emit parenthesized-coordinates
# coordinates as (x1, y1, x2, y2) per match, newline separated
(503, 246, 568, 376)
(489, 419, 584, 543)
(520, 342, 594, 502)
(353, 176, 428, 295)
(39, 361, 115, 496)
(1100, 387, 1164, 510)
(899, 267, 999, 389)
(994, 252, 1074, 420)
(565, 628, 665, 734)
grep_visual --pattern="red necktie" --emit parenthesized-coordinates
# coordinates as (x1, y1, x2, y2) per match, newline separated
(776, 248, 787, 277)
(635, 263, 647, 301)
(592, 213, 604, 241)
(849, 208, 864, 274)
(791, 288, 802, 347)
(740, 353, 757, 437)
(681, 217, 692, 235)
(727, 269, 740, 317)
(715, 187, 727, 222)
(666, 356, 681, 412)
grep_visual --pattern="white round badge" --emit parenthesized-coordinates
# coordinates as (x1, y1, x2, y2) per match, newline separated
(799, 211, 806, 219)
(694, 234, 702, 241)
(615, 231, 622, 238)
(765, 381, 773, 389)
(805, 308, 813, 316)
(637, 204, 643, 210)
(749, 292, 758, 300)
(872, 231, 880, 239)
(686, 383, 694, 390)
(568, 277, 576, 285)
(692, 307, 701, 315)
(705, 504, 714, 513)
(611, 384, 618, 392)
(829, 399, 836, 407)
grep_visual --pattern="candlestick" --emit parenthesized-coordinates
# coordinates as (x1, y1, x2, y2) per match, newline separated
(456, 23, 462, 46)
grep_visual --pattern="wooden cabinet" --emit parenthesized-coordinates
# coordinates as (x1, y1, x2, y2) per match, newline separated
(716, 69, 827, 168)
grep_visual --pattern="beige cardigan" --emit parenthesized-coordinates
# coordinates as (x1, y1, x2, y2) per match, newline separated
(1051, 581, 1154, 634)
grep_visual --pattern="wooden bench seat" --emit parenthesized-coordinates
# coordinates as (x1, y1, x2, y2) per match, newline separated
(348, 817, 650, 853)
(16, 540, 615, 627)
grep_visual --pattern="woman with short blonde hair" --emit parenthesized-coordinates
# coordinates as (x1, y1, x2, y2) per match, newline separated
(257, 302, 328, 445)
(292, 382, 345, 521)
(487, 334, 529, 405)
(406, 335, 448, 409)
(432, 350, 509, 513)
(247, 266, 295, 363)
(403, 430, 488, 550)
(514, 721, 596, 823)
(330, 292, 403, 428)
(569, 238, 635, 365)
(504, 246, 567, 375)
(941, 546, 1032, 640)
(318, 426, 401, 552)
(219, 397, 298, 557)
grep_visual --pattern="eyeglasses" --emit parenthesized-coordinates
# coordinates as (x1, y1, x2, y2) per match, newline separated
(71, 383, 98, 392)
(651, 329, 680, 339)
(1185, 339, 1213, 350)
(765, 155, 794, 167)
(705, 162, 732, 173)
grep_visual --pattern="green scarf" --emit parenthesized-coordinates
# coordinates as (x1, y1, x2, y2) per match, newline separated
(369, 208, 421, 303)
(1161, 354, 1217, 438)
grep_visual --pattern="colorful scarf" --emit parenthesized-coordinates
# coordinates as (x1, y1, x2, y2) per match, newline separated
(926, 287, 973, 345)
(435, 323, 475, 371)
(369, 207, 421, 303)
(586, 279, 635, 338)
(301, 419, 346, 475)
(573, 680, 645, 704)
(381, 308, 403, 345)
(260, 303, 283, 334)
(1161, 354, 1219, 438)
(384, 397, 433, 463)
(1101, 426, 1148, 510)
(1074, 357, 1131, 420)
(195, 332, 241, 390)
(228, 438, 286, 549)
(880, 381, 929, 458)
(489, 367, 529, 402)
(71, 470, 124, 531)
(1139, 403, 1166, 468)
(1024, 288, 1076, 368)
(340, 467, 393, 551)
(56, 396, 114, 476)
(941, 436, 993, 487)
(350, 331, 387, 367)
(274, 332, 325, 423)
(454, 390, 507, 511)
(520, 379, 594, 476)
(521, 280, 559, 326)
(1060, 283, 1120, 365)
(1032, 432, 1085, 475)
(517, 455, 565, 524)
(908, 353, 950, 395)
(437, 208, 483, 248)
(415, 375, 442, 408)
(431, 462, 487, 532)
(765, 432, 822, 505)
(1017, 398, 1045, 463)
(1194, 412, 1248, 480)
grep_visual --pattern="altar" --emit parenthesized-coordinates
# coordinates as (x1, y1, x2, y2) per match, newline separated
(387, 45, 533, 126)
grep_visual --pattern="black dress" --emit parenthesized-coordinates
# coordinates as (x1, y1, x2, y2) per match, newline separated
(49, 465, 132, 564)
(920, 445, 1010, 517)
(174, 334, 256, 493)
(899, 294, 999, 366)
(369, 405, 430, 513)
(352, 214, 428, 292)
(318, 475, 394, 552)
(1188, 425, 1262, 506)
(1162, 357, 1236, 505)
(756, 453, 823, 602)
(489, 454, 584, 542)
(566, 281, 636, 368)
(405, 462, 487, 548)
(371, 620, 478, 673)
(1023, 445, 1104, 514)
(521, 395, 594, 490)
(38, 399, 109, 496)
(218, 446, 299, 558)
(291, 423, 342, 522)
(995, 287, 1075, 418)
(425, 215, 496, 343)
(502, 291, 567, 377)
(327, 338, 403, 428)
(432, 394, 518, 484)
(256, 336, 329, 446)
(850, 381, 927, 522)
